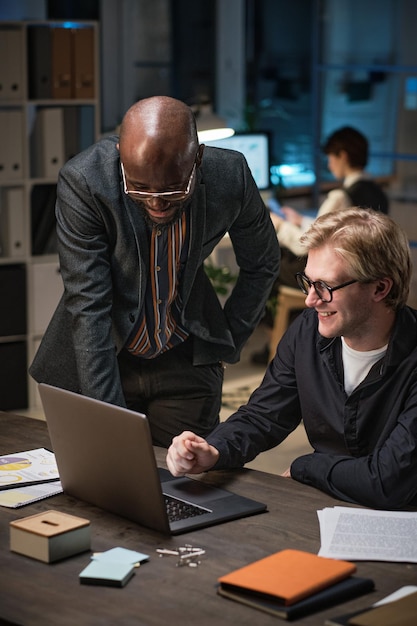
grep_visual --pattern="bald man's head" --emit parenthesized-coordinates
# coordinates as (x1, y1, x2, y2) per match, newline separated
(118, 97, 202, 227)
(119, 96, 199, 170)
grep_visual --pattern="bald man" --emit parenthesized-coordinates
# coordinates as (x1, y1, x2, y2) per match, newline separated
(30, 96, 279, 447)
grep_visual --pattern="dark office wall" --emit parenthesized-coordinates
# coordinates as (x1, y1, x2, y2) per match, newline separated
(171, 0, 216, 105)
(47, 1, 99, 20)
(246, 0, 314, 167)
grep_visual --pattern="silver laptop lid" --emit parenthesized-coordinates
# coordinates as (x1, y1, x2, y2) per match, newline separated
(38, 383, 170, 533)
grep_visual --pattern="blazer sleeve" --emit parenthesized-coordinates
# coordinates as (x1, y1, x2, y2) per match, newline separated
(55, 161, 127, 407)
(223, 159, 280, 360)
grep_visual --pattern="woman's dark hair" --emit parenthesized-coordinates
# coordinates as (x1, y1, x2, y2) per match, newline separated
(322, 126, 368, 169)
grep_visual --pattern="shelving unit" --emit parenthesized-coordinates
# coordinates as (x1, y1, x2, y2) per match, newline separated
(0, 20, 100, 410)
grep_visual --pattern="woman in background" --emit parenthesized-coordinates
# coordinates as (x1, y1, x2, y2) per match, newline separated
(252, 126, 389, 364)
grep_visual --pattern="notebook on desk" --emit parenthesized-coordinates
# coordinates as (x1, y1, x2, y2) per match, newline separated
(38, 383, 267, 535)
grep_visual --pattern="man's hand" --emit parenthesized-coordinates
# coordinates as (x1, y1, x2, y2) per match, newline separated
(166, 430, 219, 476)
(281, 466, 292, 478)
(166, 431, 220, 476)
(281, 206, 303, 226)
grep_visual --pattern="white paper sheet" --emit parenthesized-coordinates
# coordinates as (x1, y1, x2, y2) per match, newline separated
(317, 506, 417, 562)
(0, 448, 59, 488)
(0, 481, 63, 507)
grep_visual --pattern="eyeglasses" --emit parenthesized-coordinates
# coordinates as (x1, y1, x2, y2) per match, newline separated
(295, 272, 358, 303)
(121, 161, 196, 202)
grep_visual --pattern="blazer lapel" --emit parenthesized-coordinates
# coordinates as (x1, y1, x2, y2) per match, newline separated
(180, 177, 206, 301)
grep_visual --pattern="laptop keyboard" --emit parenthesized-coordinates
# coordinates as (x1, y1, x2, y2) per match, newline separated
(164, 494, 211, 522)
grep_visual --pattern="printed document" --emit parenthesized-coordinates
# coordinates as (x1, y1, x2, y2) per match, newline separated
(317, 506, 417, 562)
(0, 448, 59, 489)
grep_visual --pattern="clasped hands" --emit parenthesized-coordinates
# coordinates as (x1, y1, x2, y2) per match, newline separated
(166, 431, 219, 476)
(166, 431, 292, 478)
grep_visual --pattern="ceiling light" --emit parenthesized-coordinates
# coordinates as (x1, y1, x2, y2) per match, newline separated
(195, 103, 235, 142)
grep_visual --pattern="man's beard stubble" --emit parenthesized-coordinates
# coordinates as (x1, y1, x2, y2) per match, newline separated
(135, 198, 189, 230)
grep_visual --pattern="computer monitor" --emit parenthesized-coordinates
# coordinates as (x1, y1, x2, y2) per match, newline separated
(204, 132, 271, 190)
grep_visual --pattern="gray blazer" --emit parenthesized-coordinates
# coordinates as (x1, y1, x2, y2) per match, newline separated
(30, 137, 280, 406)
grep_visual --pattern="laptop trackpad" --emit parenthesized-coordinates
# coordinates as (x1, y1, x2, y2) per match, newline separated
(161, 475, 230, 505)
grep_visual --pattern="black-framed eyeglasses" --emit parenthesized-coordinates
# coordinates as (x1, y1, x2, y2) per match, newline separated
(121, 161, 196, 202)
(295, 272, 358, 303)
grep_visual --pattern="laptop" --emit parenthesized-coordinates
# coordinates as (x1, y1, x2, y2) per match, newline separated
(38, 383, 267, 535)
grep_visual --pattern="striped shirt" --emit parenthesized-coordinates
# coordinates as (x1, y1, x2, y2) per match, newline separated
(126, 211, 190, 358)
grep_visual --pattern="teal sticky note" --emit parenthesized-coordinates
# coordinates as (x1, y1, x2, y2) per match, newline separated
(92, 547, 149, 565)
(79, 560, 135, 587)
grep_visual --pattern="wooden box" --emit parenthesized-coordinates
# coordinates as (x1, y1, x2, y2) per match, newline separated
(10, 510, 91, 563)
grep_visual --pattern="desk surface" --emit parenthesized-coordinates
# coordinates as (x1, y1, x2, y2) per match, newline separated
(0, 412, 416, 626)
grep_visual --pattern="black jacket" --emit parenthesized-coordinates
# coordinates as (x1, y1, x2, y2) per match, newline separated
(30, 139, 280, 405)
(208, 306, 417, 509)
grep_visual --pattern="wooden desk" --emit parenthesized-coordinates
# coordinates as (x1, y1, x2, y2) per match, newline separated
(0, 412, 415, 626)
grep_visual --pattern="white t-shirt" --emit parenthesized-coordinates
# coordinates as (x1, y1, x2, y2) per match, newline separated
(342, 337, 388, 396)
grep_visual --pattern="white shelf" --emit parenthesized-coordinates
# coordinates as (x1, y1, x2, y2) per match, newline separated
(0, 20, 100, 411)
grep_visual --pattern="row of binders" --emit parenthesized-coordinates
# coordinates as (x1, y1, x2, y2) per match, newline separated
(28, 25, 95, 100)
(0, 106, 95, 183)
(0, 184, 58, 258)
(0, 24, 95, 101)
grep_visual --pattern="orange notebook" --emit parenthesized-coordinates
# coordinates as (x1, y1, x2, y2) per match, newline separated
(218, 549, 356, 606)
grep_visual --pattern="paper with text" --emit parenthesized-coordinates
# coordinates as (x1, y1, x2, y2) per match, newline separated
(317, 506, 417, 562)
(0, 448, 59, 489)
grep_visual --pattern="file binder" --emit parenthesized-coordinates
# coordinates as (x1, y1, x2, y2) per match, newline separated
(31, 184, 57, 255)
(0, 27, 24, 100)
(27, 25, 52, 99)
(31, 108, 65, 179)
(78, 106, 96, 151)
(51, 27, 72, 99)
(0, 187, 26, 258)
(0, 110, 24, 181)
(72, 27, 95, 99)
(63, 106, 80, 161)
